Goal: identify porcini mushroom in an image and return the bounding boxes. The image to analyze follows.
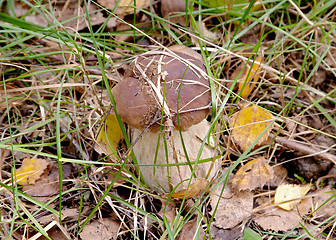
[113,45,219,192]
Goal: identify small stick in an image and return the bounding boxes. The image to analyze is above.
[270,133,336,164]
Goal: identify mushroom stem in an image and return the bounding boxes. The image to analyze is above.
[132,119,219,192]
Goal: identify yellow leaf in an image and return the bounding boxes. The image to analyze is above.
[274,184,311,211]
[229,105,273,151]
[232,157,274,191]
[13,158,49,185]
[96,113,123,156]
[171,178,210,199]
[238,55,263,99]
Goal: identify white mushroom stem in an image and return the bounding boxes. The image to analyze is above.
[132,120,219,192]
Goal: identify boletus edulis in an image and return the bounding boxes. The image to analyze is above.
[113,45,219,192]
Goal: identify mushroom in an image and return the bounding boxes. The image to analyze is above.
[113,45,219,192]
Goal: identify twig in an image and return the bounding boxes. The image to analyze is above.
[270,133,336,164]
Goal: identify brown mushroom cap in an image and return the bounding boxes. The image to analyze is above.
[113,45,211,131]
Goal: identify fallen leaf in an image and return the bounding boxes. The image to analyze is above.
[13,158,49,185]
[274,184,311,211]
[254,204,302,232]
[95,113,123,156]
[98,0,150,16]
[298,223,324,239]
[191,21,220,46]
[210,225,242,240]
[158,200,176,225]
[238,55,263,99]
[38,208,78,225]
[229,105,274,151]
[254,196,311,231]
[23,164,72,203]
[232,157,274,191]
[80,218,120,240]
[177,218,205,240]
[196,21,220,40]
[161,0,187,26]
[37,226,68,240]
[312,185,336,219]
[15,3,107,32]
[266,165,288,187]
[210,181,253,229]
[171,178,210,199]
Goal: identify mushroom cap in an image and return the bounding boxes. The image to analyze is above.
[113,45,211,131]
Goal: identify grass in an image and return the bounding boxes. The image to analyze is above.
[0,0,336,239]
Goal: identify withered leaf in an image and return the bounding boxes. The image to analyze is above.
[98,0,150,16]
[23,164,72,203]
[177,218,205,240]
[80,218,120,240]
[210,182,253,229]
[312,185,336,219]
[158,200,176,225]
[232,157,274,191]
[171,178,210,199]
[13,158,49,185]
[95,113,123,156]
[229,105,274,151]
[238,55,263,99]
[254,196,311,231]
[274,183,311,211]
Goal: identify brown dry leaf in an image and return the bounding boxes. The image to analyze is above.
[266,165,288,187]
[191,21,220,46]
[95,113,123,156]
[79,218,120,240]
[158,200,176,225]
[210,182,253,229]
[161,0,186,26]
[98,0,150,16]
[177,218,205,240]
[13,158,49,185]
[232,157,274,191]
[15,3,107,32]
[23,164,72,203]
[171,178,210,199]
[210,225,242,240]
[254,196,311,231]
[38,208,78,225]
[37,227,68,240]
[298,223,325,240]
[312,185,336,219]
[254,205,302,232]
[238,55,263,99]
[274,183,311,211]
[229,105,274,151]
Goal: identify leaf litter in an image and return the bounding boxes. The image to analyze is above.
[13,158,49,185]
[229,105,274,151]
[232,157,274,191]
[274,183,311,211]
[210,174,254,230]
